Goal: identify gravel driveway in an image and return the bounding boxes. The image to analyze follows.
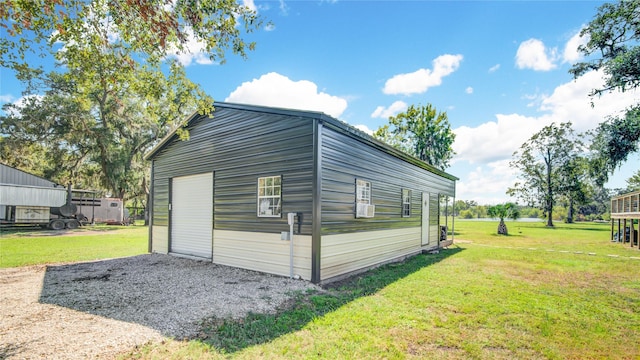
[0,254,319,359]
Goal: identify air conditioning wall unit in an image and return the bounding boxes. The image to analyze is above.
[356,203,375,218]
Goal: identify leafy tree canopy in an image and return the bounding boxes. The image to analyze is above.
[1,0,261,70]
[569,0,640,185]
[0,0,263,202]
[373,104,456,171]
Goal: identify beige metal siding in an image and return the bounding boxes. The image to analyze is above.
[152,225,169,253]
[213,230,312,280]
[321,227,421,281]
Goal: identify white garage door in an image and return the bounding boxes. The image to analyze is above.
[171,172,213,259]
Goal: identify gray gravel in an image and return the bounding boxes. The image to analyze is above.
[0,253,320,359]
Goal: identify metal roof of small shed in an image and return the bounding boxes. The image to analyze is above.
[0,163,64,188]
[145,102,458,181]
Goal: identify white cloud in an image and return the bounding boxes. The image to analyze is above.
[225,72,348,118]
[456,160,518,204]
[515,38,558,71]
[354,124,374,135]
[0,94,15,104]
[563,29,588,63]
[452,69,638,203]
[453,69,639,163]
[489,64,501,73]
[453,112,548,164]
[383,54,463,95]
[370,100,407,119]
[465,87,473,94]
[538,70,637,132]
[265,23,276,31]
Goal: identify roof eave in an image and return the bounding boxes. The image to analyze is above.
[144,102,458,182]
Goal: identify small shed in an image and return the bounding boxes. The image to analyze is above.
[145,102,457,284]
[0,164,66,224]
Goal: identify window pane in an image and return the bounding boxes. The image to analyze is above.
[273,198,281,215]
[356,179,371,205]
[258,176,282,217]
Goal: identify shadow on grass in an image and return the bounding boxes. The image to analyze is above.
[198,247,464,354]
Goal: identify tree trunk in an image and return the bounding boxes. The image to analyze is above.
[497,220,508,235]
[546,152,554,227]
[566,197,574,223]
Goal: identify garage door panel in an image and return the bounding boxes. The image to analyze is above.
[171,173,213,258]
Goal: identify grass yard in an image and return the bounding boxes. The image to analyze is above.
[127,220,640,360]
[0,225,148,268]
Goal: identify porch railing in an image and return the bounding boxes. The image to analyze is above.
[610,190,640,218]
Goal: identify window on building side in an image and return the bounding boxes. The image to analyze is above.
[356,179,375,218]
[402,189,411,217]
[356,179,371,205]
[257,176,281,217]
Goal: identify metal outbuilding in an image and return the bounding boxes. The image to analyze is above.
[145,102,457,284]
[0,164,67,224]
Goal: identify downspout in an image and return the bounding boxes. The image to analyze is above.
[147,160,154,253]
[311,119,323,284]
[288,212,295,278]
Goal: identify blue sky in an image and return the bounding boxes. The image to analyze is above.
[1,0,638,204]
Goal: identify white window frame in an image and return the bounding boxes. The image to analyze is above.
[257,175,282,217]
[356,179,371,205]
[356,179,374,218]
[402,189,411,217]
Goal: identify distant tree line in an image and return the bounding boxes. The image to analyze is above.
[454,197,614,223]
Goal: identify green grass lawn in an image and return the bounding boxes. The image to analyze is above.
[126,220,640,360]
[0,225,148,268]
[2,221,638,359]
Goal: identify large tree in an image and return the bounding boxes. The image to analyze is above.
[373,104,456,170]
[1,61,207,200]
[0,0,261,201]
[557,156,591,223]
[508,122,582,227]
[569,0,640,185]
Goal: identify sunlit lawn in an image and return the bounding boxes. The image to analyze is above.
[126,220,640,360]
[0,225,148,268]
